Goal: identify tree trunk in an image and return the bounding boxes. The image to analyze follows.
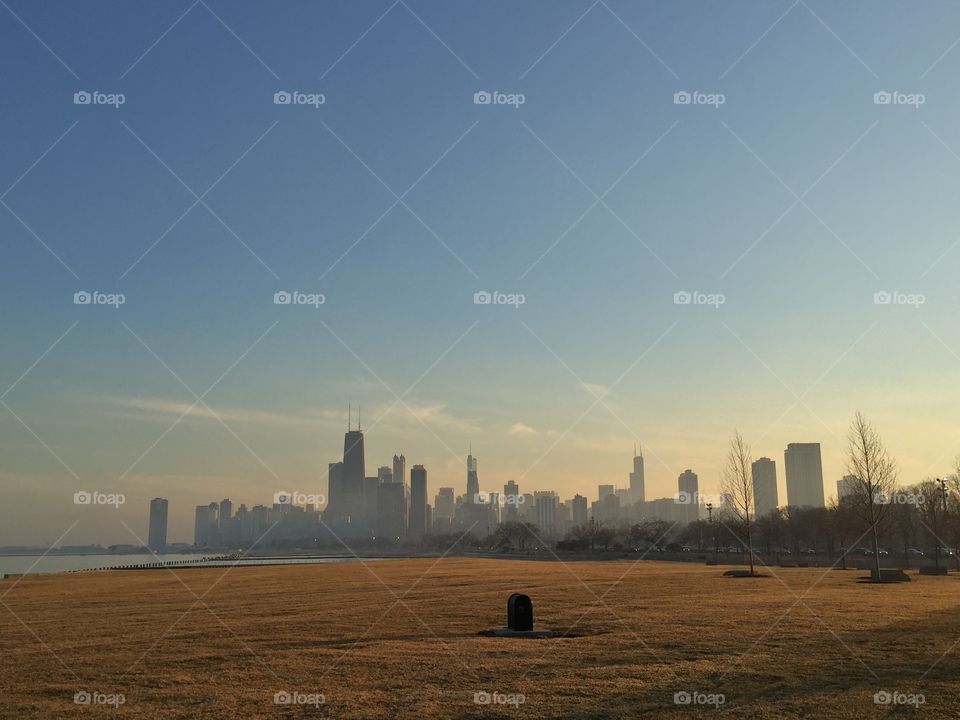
[870,501,882,581]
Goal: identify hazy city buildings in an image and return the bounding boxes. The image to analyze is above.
[535,492,558,537]
[751,457,778,517]
[785,443,825,508]
[148,498,168,551]
[571,494,588,525]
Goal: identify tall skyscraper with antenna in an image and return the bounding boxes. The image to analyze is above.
[629,444,645,504]
[466,446,479,502]
[342,405,366,530]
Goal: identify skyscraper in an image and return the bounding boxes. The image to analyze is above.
[466,449,479,502]
[571,494,588,525]
[393,454,406,485]
[409,465,428,539]
[377,466,392,483]
[148,498,168,551]
[219,498,232,527]
[751,457,778,517]
[326,462,343,521]
[376,481,406,541]
[535,491,558,537]
[194,503,217,547]
[342,409,366,529]
[629,445,645,504]
[785,443,825,508]
[503,480,520,520]
[598,484,615,500]
[678,469,699,524]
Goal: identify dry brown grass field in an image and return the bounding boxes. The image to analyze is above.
[1,557,959,719]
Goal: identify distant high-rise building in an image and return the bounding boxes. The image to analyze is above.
[376,481,405,541]
[503,480,520,520]
[837,475,858,499]
[535,492,558,537]
[393,454,406,486]
[571,494,588,526]
[378,466,392,483]
[629,445,645,504]
[751,458,778,517]
[342,409,366,529]
[219,498,232,527]
[434,487,455,521]
[326,462,343,521]
[193,503,217,546]
[148,498,168,551]
[466,449,479,503]
[784,443,825,508]
[598,484,615,500]
[678,469,699,499]
[409,465,428,539]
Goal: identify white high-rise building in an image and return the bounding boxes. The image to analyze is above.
[751,457,778,517]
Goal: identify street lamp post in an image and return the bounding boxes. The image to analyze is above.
[706,503,717,564]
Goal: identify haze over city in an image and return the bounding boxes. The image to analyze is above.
[4,0,960,547]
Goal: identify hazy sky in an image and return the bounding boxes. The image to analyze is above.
[3,0,960,545]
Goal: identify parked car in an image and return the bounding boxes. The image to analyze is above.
[905,548,925,557]
[854,547,875,556]
[877,548,889,556]
[778,548,792,555]
[800,548,816,556]
[680,545,691,552]
[933,547,956,556]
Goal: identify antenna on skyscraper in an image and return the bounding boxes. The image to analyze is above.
[348,401,351,431]
[358,406,361,431]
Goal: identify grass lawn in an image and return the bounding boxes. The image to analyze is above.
[0,558,957,718]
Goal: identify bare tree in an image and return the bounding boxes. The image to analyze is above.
[845,411,897,581]
[721,430,756,575]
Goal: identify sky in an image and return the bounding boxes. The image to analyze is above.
[3,0,960,546]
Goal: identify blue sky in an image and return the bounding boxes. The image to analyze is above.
[3,0,960,544]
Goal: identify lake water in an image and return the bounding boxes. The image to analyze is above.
[0,554,387,576]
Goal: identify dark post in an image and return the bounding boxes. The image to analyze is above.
[507,593,533,631]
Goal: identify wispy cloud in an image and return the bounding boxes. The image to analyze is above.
[508,422,537,437]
